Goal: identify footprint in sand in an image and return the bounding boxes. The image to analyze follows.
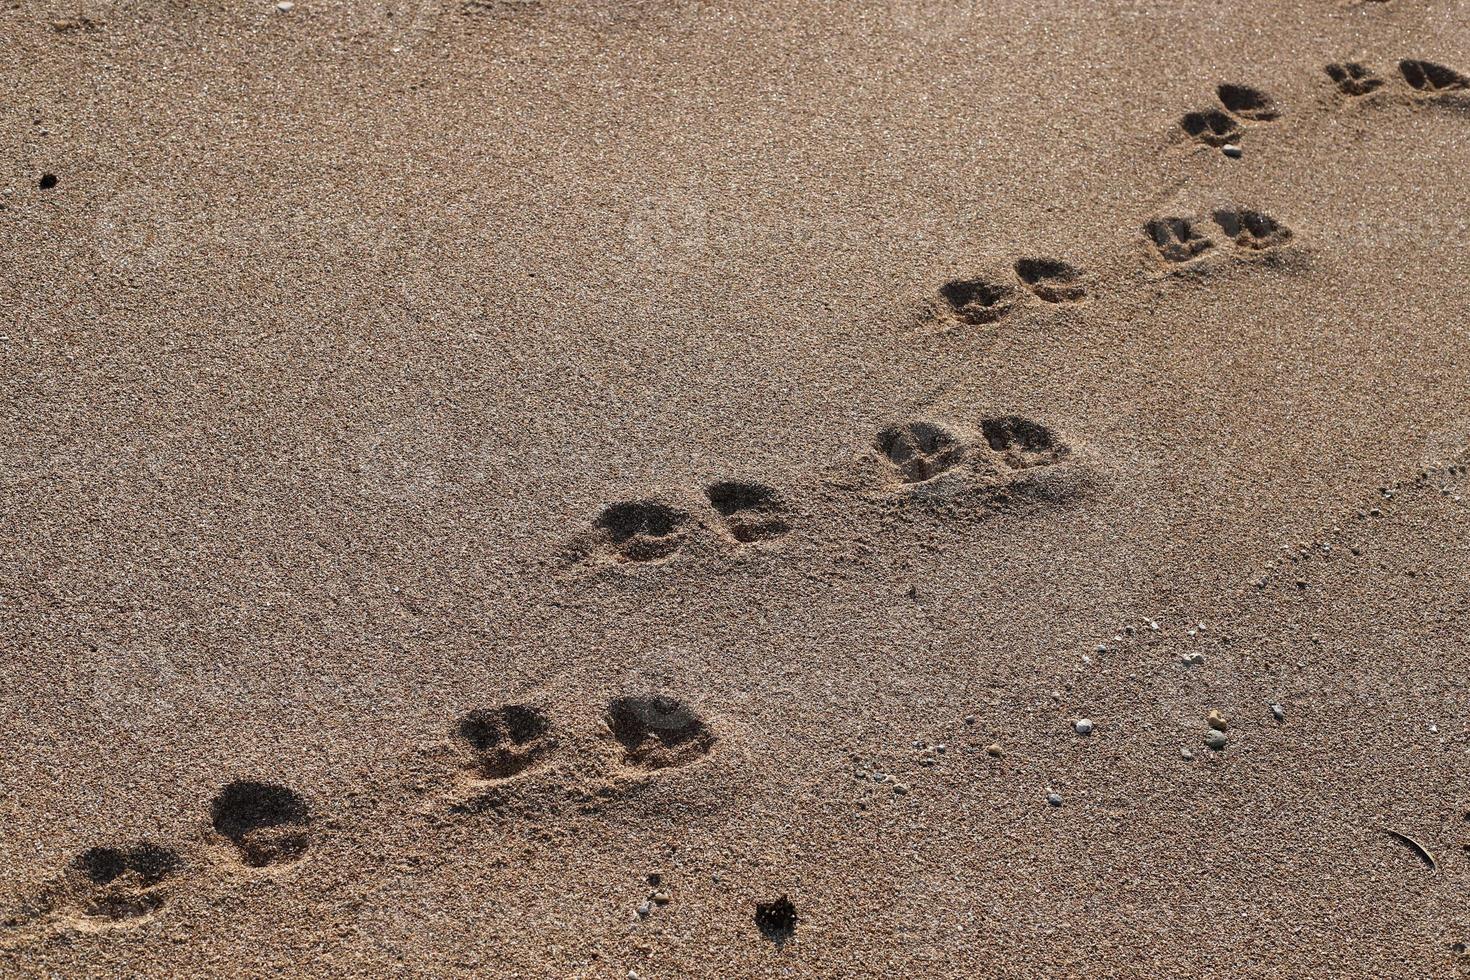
[1179,83,1279,147]
[930,276,1018,329]
[1325,62,1386,97]
[1216,83,1280,121]
[981,415,1071,470]
[705,480,791,544]
[604,694,716,771]
[3,842,184,935]
[1144,216,1215,264]
[1398,59,1470,97]
[1145,209,1291,266]
[210,780,313,868]
[869,414,1083,507]
[1211,208,1293,251]
[1013,258,1087,304]
[454,704,556,781]
[583,499,691,565]
[875,421,968,484]
[1180,108,1242,147]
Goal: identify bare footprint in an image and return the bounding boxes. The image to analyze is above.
[455,705,555,780]
[1326,62,1385,97]
[875,421,966,483]
[1399,59,1470,95]
[1211,208,1293,250]
[1014,258,1087,303]
[210,781,312,868]
[604,695,716,771]
[705,480,791,543]
[1145,216,1214,264]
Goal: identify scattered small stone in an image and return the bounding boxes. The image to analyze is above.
[893,783,909,795]
[1046,791,1063,807]
[872,773,888,783]
[276,1,294,10]
[1074,718,1094,736]
[963,715,976,725]
[1270,703,1285,722]
[1207,709,1228,731]
[652,890,671,905]
[985,744,1003,758]
[1205,730,1228,751]
[636,900,652,918]
[934,744,946,754]
[1222,143,1243,158]
[1180,747,1194,760]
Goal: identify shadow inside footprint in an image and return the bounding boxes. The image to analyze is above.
[457,704,554,779]
[936,277,1016,326]
[756,895,798,945]
[1325,62,1385,96]
[706,481,791,543]
[1180,108,1240,146]
[982,415,1069,469]
[1145,217,1214,264]
[1014,258,1087,303]
[1211,208,1292,250]
[1216,83,1279,121]
[594,500,690,563]
[210,781,312,868]
[606,695,715,770]
[1399,59,1470,93]
[875,421,966,484]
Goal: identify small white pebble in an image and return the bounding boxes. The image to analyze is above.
[1180,747,1194,760]
[276,1,293,10]
[1074,718,1094,736]
[1222,143,1242,158]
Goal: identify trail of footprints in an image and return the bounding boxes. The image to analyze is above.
[15,30,1470,961]
[2,692,722,939]
[572,412,1085,568]
[2,780,313,936]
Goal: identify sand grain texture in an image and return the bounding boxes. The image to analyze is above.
[4,0,1470,976]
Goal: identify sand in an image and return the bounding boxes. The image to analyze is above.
[4,0,1470,975]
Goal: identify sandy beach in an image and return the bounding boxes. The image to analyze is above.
[4,0,1470,975]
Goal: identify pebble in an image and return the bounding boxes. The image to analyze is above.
[1046,791,1064,807]
[985,744,1004,758]
[1205,730,1228,751]
[636,900,652,918]
[1207,709,1228,731]
[1180,747,1194,760]
[893,783,909,795]
[1074,718,1094,736]
[1222,143,1242,158]
[963,715,976,725]
[1270,703,1285,722]
[276,1,294,9]
[652,890,671,905]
